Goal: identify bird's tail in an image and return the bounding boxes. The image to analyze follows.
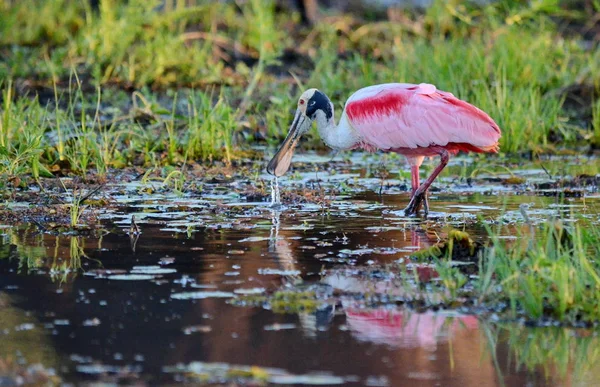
[455,142,500,154]
[480,143,500,153]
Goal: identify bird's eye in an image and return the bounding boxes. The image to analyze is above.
[299,100,305,105]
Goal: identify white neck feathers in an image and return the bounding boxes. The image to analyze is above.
[314,108,360,151]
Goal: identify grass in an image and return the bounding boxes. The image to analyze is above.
[405,208,600,326]
[477,218,600,324]
[592,97,600,148]
[0,0,598,182]
[0,83,52,181]
[0,80,238,185]
[415,215,600,324]
[58,179,90,228]
[483,321,600,382]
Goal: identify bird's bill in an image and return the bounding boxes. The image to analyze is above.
[267,110,306,177]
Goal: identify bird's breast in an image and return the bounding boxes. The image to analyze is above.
[318,112,361,151]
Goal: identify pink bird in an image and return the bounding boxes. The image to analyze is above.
[267,83,501,216]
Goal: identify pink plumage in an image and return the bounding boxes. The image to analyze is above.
[344,83,500,156]
[267,82,502,216]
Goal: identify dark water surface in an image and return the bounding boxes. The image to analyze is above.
[1,154,600,385]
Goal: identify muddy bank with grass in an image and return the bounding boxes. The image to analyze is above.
[1,1,600,182]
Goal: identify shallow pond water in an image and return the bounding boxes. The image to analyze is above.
[1,153,599,385]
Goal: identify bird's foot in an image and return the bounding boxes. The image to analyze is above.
[403,189,428,217]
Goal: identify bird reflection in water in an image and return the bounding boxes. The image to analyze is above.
[268,209,295,277]
[266,212,464,342]
[268,209,335,335]
[317,225,479,348]
[344,307,478,349]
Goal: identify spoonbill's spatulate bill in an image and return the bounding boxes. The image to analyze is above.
[267,83,501,216]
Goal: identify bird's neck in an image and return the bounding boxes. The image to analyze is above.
[315,108,360,150]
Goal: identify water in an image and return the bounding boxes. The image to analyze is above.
[270,176,281,208]
[0,152,599,384]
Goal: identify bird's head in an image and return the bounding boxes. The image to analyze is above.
[267,88,333,176]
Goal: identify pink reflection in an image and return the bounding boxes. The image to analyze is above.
[344,307,479,349]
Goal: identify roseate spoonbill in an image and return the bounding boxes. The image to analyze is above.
[266,83,501,216]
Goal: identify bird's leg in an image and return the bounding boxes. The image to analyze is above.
[410,165,420,196]
[404,190,423,217]
[404,149,449,217]
[406,164,423,214]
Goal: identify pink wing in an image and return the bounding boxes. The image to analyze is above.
[344,83,501,153]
